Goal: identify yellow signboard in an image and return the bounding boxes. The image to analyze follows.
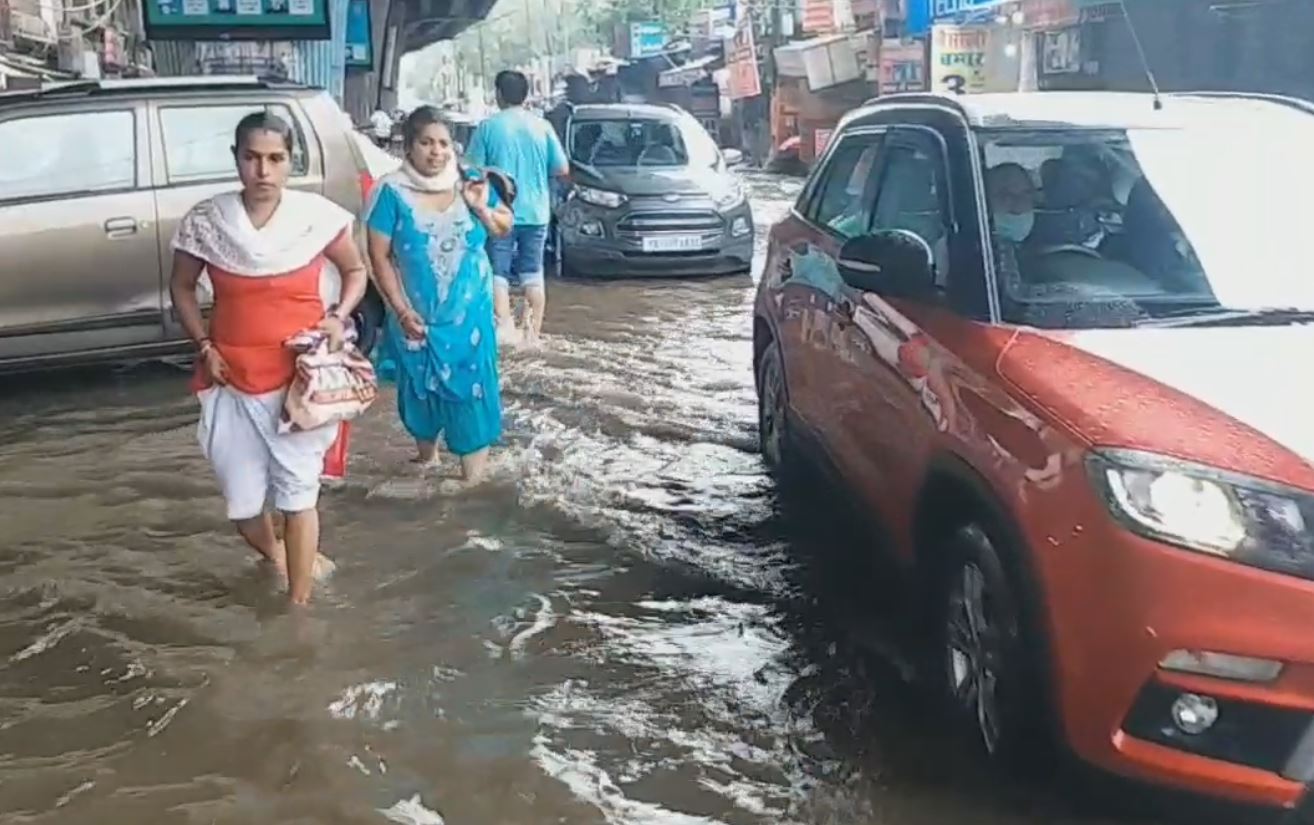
[931,24,990,94]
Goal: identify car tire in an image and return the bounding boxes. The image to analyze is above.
[351,291,386,358]
[936,523,1040,768]
[550,226,576,280]
[756,342,795,477]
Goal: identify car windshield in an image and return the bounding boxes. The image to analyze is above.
[980,114,1314,329]
[570,118,695,167]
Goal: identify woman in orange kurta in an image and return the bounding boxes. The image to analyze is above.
[168,112,369,605]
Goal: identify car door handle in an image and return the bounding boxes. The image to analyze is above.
[104,217,138,239]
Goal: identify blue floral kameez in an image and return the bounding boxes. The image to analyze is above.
[366,178,502,456]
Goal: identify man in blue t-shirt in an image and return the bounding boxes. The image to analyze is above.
[466,70,570,344]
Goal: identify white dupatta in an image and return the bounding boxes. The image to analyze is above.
[172,189,354,278]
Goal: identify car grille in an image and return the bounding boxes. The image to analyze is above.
[617,210,723,234]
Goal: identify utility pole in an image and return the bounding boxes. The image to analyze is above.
[477,22,488,103]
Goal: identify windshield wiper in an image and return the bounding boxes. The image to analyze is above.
[1137,307,1314,328]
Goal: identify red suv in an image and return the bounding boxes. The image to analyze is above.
[754,91,1314,811]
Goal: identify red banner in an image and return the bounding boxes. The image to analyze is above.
[726,1,761,99]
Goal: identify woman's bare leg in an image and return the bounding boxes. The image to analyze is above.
[413,440,439,464]
[459,448,490,483]
[525,285,547,340]
[494,283,519,345]
[235,514,287,574]
[282,508,320,605]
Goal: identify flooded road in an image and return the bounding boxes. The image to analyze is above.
[0,174,1218,824]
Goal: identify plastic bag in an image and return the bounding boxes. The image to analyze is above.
[279,329,378,434]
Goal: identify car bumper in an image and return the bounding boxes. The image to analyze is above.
[564,235,753,277]
[558,197,754,278]
[1039,502,1314,809]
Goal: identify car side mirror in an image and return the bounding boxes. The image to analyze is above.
[837,230,936,297]
[722,148,745,167]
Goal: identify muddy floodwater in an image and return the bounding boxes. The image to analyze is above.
[0,175,1228,824]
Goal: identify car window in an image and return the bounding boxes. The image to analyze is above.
[871,135,951,284]
[569,118,688,167]
[980,118,1314,328]
[0,110,136,202]
[806,134,883,239]
[160,104,308,184]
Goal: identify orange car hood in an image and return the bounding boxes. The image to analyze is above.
[999,325,1314,486]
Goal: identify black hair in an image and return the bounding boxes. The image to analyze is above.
[495,70,530,106]
[402,105,454,150]
[233,110,295,153]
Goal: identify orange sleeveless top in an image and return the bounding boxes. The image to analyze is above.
[191,258,327,395]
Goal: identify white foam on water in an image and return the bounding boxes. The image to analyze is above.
[328,680,398,721]
[508,594,555,660]
[531,734,724,825]
[10,618,78,663]
[527,598,817,824]
[378,793,445,824]
[366,478,437,500]
[146,698,187,737]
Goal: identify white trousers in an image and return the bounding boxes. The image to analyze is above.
[197,386,339,521]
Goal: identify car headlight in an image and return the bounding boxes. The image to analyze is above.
[710,179,745,210]
[575,185,627,209]
[1088,449,1314,579]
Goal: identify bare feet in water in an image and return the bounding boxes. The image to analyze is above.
[410,440,441,468]
[496,321,522,348]
[262,547,335,583]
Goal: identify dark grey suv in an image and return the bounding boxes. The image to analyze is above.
[555,103,753,278]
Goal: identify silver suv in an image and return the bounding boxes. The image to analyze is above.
[0,76,390,374]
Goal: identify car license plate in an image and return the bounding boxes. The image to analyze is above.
[642,234,702,253]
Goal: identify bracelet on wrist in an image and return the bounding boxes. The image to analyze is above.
[197,338,213,354]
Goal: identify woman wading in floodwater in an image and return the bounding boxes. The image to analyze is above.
[169,112,369,605]
[367,106,513,483]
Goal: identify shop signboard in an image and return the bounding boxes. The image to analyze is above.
[908,0,1015,35]
[930,23,989,93]
[931,0,1009,15]
[1040,26,1081,74]
[1023,0,1079,28]
[194,40,301,75]
[880,38,926,93]
[629,21,667,58]
[726,0,761,99]
[815,127,834,156]
[143,0,329,40]
[344,0,371,67]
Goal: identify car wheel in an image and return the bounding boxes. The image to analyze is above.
[351,291,385,358]
[756,342,793,475]
[938,524,1035,765]
[551,226,576,279]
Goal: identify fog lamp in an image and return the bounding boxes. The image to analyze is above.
[1170,693,1219,735]
[1160,650,1283,683]
[579,221,604,237]
[731,217,752,237]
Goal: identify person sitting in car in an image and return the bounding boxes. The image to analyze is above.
[986,162,1040,248]
[988,162,1158,325]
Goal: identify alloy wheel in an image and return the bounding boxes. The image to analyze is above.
[758,351,786,469]
[946,561,1005,755]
